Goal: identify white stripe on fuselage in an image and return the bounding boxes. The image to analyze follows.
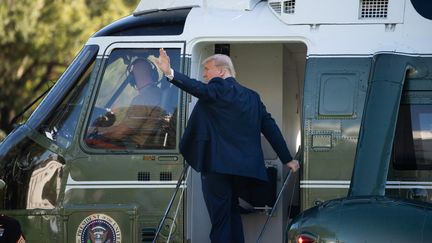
[65,174,186,192]
[300,180,432,189]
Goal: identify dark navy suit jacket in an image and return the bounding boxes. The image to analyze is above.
[170,71,292,182]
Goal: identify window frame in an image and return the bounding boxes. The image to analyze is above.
[392,91,432,170]
[38,59,99,149]
[80,41,186,155]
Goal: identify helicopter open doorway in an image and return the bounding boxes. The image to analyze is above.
[186,41,307,243]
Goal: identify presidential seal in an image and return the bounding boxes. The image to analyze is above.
[76,214,122,243]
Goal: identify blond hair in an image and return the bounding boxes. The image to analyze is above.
[202,54,236,78]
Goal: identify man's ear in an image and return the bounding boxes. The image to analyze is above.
[219,68,226,77]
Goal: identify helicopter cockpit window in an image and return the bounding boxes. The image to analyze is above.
[84,48,180,151]
[393,104,432,170]
[37,52,98,149]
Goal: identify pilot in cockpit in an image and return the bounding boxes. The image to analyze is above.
[94,58,165,149]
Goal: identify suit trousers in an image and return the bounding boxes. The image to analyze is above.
[201,172,256,243]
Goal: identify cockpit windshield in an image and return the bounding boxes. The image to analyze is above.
[26,45,99,148]
[84,48,181,151]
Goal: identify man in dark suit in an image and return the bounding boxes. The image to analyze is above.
[0,214,25,243]
[157,48,299,243]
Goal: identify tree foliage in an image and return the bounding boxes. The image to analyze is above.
[0,0,137,135]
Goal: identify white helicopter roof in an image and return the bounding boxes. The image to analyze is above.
[135,0,406,25]
[134,0,261,15]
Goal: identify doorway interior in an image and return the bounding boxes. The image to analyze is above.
[187,41,307,243]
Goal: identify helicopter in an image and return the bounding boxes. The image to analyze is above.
[1,0,432,242]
